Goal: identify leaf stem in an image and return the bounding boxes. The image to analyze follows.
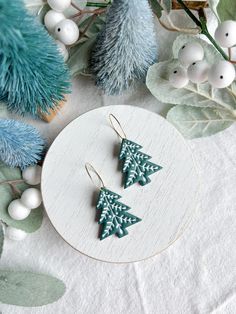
[10,185,22,197]
[86,1,111,8]
[176,0,229,60]
[0,179,24,197]
[200,18,228,60]
[227,86,236,99]
[69,7,106,19]
[80,14,98,39]
[0,179,24,185]
[176,0,202,26]
[158,14,200,34]
[71,2,82,12]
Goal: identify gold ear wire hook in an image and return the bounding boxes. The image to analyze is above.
[85,163,105,189]
[109,114,127,140]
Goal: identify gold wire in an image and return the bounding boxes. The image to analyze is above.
[109,114,127,139]
[85,163,105,189]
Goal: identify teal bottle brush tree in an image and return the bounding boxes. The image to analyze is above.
[0,0,71,118]
[90,0,158,95]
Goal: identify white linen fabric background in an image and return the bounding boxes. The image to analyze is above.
[1,10,236,314]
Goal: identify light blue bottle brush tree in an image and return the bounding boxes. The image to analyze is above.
[0,0,71,117]
[0,119,45,169]
[0,119,44,169]
[90,0,158,95]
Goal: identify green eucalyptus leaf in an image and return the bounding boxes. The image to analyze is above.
[0,271,66,307]
[172,34,222,64]
[79,14,106,38]
[146,59,236,110]
[0,163,43,233]
[208,0,220,20]
[68,37,97,76]
[167,105,236,139]
[217,0,236,21]
[68,14,105,76]
[161,0,172,13]
[150,0,163,18]
[0,223,4,259]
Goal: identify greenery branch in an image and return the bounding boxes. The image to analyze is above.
[0,179,24,197]
[176,0,228,60]
[70,6,106,19]
[68,3,108,45]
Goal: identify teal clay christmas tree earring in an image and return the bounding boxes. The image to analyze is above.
[85,163,141,240]
[109,114,163,189]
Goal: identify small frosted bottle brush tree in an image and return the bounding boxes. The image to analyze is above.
[0,0,71,117]
[90,0,158,95]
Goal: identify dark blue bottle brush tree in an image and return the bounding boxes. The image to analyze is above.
[90,0,158,95]
[0,0,71,118]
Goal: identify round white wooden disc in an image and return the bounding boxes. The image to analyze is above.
[42,105,200,263]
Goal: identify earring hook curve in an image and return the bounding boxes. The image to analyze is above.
[109,114,127,140]
[85,163,105,189]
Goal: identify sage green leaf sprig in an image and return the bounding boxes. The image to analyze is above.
[0,164,66,307]
[0,163,43,234]
[150,0,172,18]
[0,271,66,307]
[217,0,236,21]
[68,14,106,76]
[146,35,236,139]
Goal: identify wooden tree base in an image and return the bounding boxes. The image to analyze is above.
[40,98,67,123]
[172,1,208,10]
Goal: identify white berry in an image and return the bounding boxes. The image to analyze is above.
[187,60,209,83]
[55,19,79,45]
[214,20,236,48]
[22,165,42,186]
[169,67,189,88]
[44,10,65,33]
[21,188,42,209]
[55,40,69,62]
[6,227,27,241]
[47,0,71,12]
[208,61,235,89]
[178,42,204,67]
[8,200,31,221]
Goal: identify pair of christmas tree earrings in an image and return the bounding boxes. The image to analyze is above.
[85,114,163,240]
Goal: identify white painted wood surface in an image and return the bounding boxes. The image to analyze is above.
[41,105,200,263]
